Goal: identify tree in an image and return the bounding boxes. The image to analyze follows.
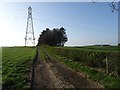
[92,0,120,13]
[37,27,68,46]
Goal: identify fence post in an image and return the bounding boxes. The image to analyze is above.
[106,55,109,74]
[115,45,119,76]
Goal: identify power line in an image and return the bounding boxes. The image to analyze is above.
[0,8,118,34]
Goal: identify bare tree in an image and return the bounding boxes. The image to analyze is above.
[92,0,97,3]
[109,0,119,12]
[92,0,120,12]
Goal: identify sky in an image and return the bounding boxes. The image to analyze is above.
[0,1,118,46]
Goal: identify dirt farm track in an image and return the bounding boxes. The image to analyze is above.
[30,48,104,89]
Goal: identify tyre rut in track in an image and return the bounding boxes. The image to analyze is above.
[44,49,104,88]
[30,48,73,89]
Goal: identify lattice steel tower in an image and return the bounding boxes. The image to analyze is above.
[25,6,35,46]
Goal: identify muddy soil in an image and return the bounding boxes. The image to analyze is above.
[30,49,104,89]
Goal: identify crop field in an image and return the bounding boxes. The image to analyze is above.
[2,47,36,89]
[65,46,119,51]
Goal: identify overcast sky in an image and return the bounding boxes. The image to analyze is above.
[0,2,118,46]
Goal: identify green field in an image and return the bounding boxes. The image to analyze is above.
[65,45,119,52]
[2,47,36,89]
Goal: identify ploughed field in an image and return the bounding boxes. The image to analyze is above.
[2,46,120,89]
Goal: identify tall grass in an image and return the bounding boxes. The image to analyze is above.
[48,46,119,74]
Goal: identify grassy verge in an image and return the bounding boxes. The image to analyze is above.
[2,47,36,89]
[48,46,119,75]
[39,46,48,61]
[45,47,120,89]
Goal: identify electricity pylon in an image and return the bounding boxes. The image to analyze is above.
[25,6,35,46]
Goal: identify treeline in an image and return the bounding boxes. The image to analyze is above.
[37,27,68,46]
